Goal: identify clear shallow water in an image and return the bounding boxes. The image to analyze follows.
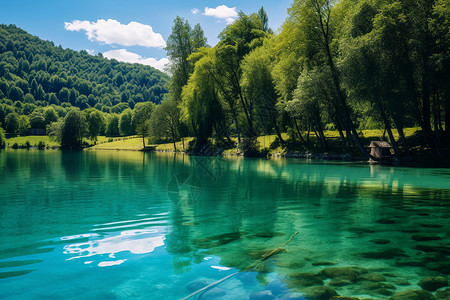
[0,150,449,299]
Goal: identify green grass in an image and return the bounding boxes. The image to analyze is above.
[155,137,194,151]
[5,127,422,153]
[89,136,145,150]
[5,135,59,148]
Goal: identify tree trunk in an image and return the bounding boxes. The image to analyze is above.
[376,99,401,155]
[293,117,306,144]
[422,88,432,132]
[317,123,327,150]
[142,134,145,148]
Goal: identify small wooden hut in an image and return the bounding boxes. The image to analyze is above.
[369,141,392,162]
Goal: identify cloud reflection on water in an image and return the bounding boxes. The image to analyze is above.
[63,229,165,266]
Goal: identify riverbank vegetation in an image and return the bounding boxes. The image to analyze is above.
[0,0,449,159]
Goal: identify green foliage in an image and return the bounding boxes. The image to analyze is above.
[0,127,5,148]
[119,109,134,136]
[132,102,155,139]
[86,109,105,141]
[59,109,87,149]
[5,112,19,133]
[43,106,58,125]
[166,17,208,101]
[149,98,180,149]
[18,115,30,134]
[0,24,169,117]
[106,114,120,137]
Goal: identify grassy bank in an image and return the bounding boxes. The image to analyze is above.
[5,128,433,161]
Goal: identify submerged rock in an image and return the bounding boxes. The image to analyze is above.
[392,278,410,286]
[358,248,409,259]
[418,276,448,292]
[420,224,442,229]
[426,261,450,275]
[280,293,307,300]
[411,235,442,242]
[368,239,391,245]
[186,279,209,292]
[417,245,450,255]
[275,261,307,269]
[328,279,353,287]
[375,218,397,224]
[389,290,436,300]
[436,288,450,299]
[253,232,285,238]
[289,273,324,287]
[359,281,395,291]
[358,273,387,282]
[347,228,376,235]
[330,297,360,300]
[312,262,337,266]
[302,286,338,300]
[318,266,367,283]
[395,260,425,267]
[249,290,276,300]
[201,287,226,300]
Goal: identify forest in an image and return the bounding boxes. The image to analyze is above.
[161,0,449,159]
[0,24,168,147]
[0,0,449,159]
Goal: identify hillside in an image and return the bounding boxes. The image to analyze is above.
[0,24,168,121]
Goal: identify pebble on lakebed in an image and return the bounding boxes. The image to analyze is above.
[418,276,448,292]
[389,289,436,300]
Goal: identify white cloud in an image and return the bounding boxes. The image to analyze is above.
[191,8,199,15]
[225,18,235,25]
[204,5,238,20]
[65,19,166,48]
[103,49,169,72]
[85,49,95,55]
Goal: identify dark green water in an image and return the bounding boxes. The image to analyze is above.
[0,150,449,299]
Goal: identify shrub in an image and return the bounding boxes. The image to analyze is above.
[0,127,5,149]
[25,141,31,149]
[238,136,260,156]
[12,142,19,149]
[37,141,45,150]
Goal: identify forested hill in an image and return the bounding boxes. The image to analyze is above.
[0,24,169,113]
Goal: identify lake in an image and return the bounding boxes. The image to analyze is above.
[0,150,449,299]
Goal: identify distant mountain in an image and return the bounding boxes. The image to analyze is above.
[0,24,169,115]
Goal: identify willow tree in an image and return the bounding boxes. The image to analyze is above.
[241,41,284,142]
[165,17,208,101]
[286,0,378,159]
[181,48,227,150]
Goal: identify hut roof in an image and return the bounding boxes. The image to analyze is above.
[369,141,392,148]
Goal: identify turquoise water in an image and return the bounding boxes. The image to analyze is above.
[0,150,449,299]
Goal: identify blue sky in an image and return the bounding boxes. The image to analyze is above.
[0,0,292,71]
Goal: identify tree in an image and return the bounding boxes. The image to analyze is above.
[166,17,208,101]
[181,49,228,150]
[0,127,5,149]
[59,109,87,149]
[258,6,270,32]
[44,107,58,125]
[5,112,19,133]
[132,102,155,147]
[18,115,30,135]
[119,109,134,136]
[286,0,375,159]
[149,98,180,151]
[241,42,285,142]
[87,110,105,141]
[29,111,46,129]
[106,114,120,137]
[8,86,24,101]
